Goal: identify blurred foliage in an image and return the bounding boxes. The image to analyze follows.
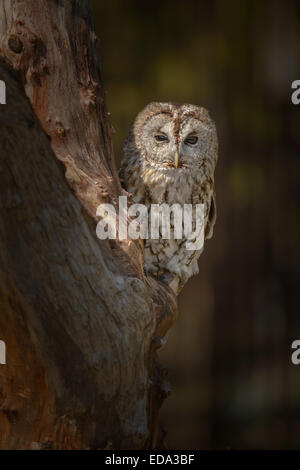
[93,0,300,449]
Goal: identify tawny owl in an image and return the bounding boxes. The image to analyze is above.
[119,102,218,291]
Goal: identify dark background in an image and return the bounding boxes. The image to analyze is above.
[92,0,300,449]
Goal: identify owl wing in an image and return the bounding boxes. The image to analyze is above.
[119,155,128,189]
[205,191,217,240]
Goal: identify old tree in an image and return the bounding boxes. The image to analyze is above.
[0,0,178,449]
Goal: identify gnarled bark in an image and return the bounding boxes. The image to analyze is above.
[0,0,177,449]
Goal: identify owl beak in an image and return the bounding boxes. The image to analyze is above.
[174,150,179,168]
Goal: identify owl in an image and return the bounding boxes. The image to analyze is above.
[119,102,218,291]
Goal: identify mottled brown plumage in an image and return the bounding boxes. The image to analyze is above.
[120,102,218,290]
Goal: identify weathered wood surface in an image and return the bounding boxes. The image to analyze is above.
[0,0,177,449]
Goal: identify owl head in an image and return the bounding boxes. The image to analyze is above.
[124,102,218,173]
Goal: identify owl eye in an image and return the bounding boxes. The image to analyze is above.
[155,134,169,143]
[184,135,198,146]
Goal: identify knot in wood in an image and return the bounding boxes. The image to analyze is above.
[8,35,23,54]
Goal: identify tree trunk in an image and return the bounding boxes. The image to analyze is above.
[0,0,177,450]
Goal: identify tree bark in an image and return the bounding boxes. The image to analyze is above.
[0,0,177,449]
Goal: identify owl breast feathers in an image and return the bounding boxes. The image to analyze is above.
[120,102,218,290]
